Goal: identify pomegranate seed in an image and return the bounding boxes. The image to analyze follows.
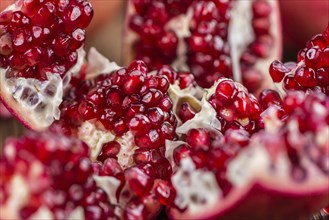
[186,129,211,151]
[173,144,191,165]
[283,75,300,91]
[128,114,151,134]
[154,180,176,206]
[125,167,153,196]
[97,141,121,162]
[252,0,272,17]
[259,89,282,109]
[294,67,318,88]
[179,102,196,122]
[101,158,123,177]
[157,31,178,55]
[269,60,290,82]
[215,79,238,104]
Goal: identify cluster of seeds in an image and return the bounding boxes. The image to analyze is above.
[259,91,329,179]
[129,0,193,69]
[0,0,93,80]
[173,128,250,196]
[208,79,263,134]
[269,26,329,95]
[241,0,275,92]
[128,0,275,91]
[59,60,178,149]
[0,132,116,220]
[93,157,176,219]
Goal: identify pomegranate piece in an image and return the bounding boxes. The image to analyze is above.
[0,132,117,220]
[0,101,11,117]
[269,24,329,95]
[124,0,282,93]
[51,53,186,219]
[55,59,178,155]
[209,79,263,134]
[166,92,329,220]
[0,0,93,130]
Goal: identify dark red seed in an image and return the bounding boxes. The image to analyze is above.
[186,129,210,151]
[294,67,318,88]
[269,60,290,83]
[125,167,153,196]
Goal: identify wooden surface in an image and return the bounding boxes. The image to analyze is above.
[0,118,26,150]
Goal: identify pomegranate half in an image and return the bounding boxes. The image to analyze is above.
[0,132,118,219]
[123,0,282,94]
[50,48,201,219]
[0,0,93,131]
[166,86,329,220]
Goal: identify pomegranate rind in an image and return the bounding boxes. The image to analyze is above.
[167,136,329,220]
[0,48,85,131]
[167,90,328,220]
[168,181,329,220]
[0,101,11,117]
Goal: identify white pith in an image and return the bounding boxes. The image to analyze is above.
[28,206,53,220]
[0,175,30,220]
[77,121,137,169]
[168,82,203,125]
[93,175,121,205]
[0,2,87,131]
[86,47,121,79]
[124,0,282,92]
[78,121,116,160]
[0,71,63,129]
[28,206,85,220]
[176,95,219,134]
[165,140,186,171]
[176,78,250,135]
[171,157,222,212]
[229,0,254,83]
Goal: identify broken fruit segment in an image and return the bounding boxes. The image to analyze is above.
[0,132,117,220]
[0,0,93,130]
[166,92,329,220]
[270,24,329,96]
[124,0,282,93]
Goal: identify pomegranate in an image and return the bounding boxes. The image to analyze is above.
[166,91,329,220]
[0,101,11,117]
[50,49,195,219]
[0,132,118,219]
[178,78,263,136]
[0,0,93,131]
[269,24,329,96]
[124,0,282,93]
